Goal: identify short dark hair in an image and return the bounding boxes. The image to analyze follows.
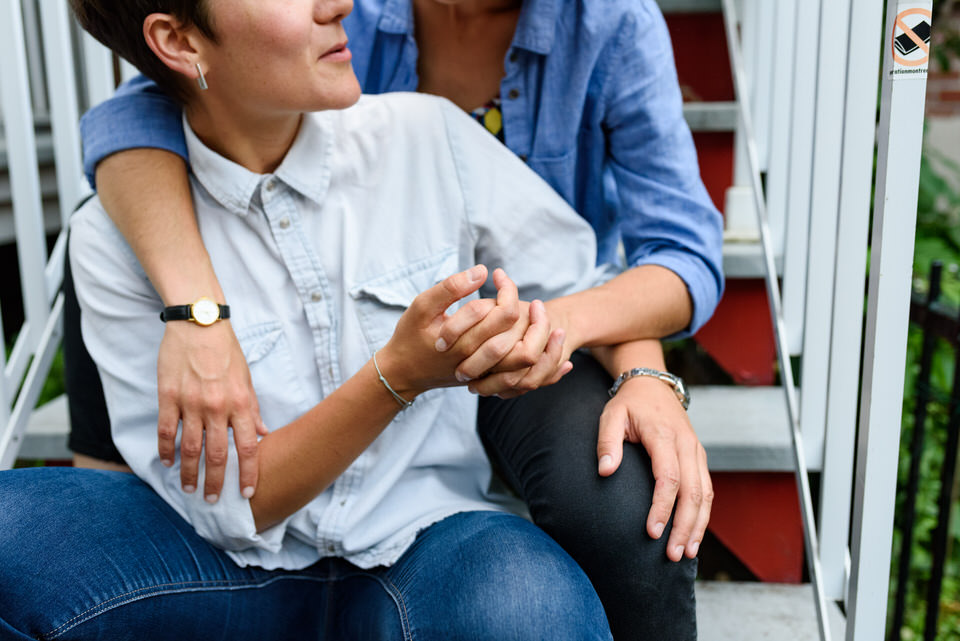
[69,0,217,103]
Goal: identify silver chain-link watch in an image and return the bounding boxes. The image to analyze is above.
[608,367,690,410]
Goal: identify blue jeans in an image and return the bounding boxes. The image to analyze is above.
[0,468,611,641]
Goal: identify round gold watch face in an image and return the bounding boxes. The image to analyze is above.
[191,298,220,326]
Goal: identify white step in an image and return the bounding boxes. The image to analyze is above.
[697,581,845,641]
[657,0,722,12]
[723,239,784,279]
[20,395,71,460]
[689,386,799,472]
[684,102,739,132]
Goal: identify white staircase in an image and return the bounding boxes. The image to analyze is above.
[3,1,932,639]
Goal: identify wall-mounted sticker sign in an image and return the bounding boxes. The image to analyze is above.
[890,3,932,80]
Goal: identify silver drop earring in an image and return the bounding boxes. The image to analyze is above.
[196,63,208,90]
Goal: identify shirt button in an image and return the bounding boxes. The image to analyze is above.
[327,544,335,553]
[265,179,276,192]
[278,217,291,229]
[508,88,520,100]
[311,291,323,302]
[339,500,346,507]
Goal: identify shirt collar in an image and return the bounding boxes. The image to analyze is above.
[375,0,558,54]
[183,112,334,217]
[376,0,413,34]
[511,0,558,55]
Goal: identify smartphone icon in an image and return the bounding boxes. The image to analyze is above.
[894,20,931,56]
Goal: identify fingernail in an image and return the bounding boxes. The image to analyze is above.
[242,486,255,499]
[674,545,685,559]
[161,458,173,467]
[688,541,700,556]
[653,522,665,539]
[435,337,448,352]
[469,265,484,281]
[183,484,196,494]
[599,454,613,471]
[456,371,472,383]
[205,493,219,504]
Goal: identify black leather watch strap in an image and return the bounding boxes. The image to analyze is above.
[159,305,192,322]
[159,303,230,323]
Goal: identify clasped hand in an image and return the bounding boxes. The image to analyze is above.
[376,265,571,398]
[155,265,567,503]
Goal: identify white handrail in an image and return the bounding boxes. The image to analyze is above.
[0,0,103,469]
[846,1,931,638]
[781,0,822,356]
[721,0,833,638]
[817,0,885,604]
[0,0,50,368]
[39,0,89,226]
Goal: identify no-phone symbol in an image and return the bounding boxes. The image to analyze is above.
[892,7,932,71]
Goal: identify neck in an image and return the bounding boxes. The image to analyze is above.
[184,97,302,175]
[420,0,522,20]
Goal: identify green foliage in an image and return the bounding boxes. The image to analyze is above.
[933,0,960,71]
[37,347,65,408]
[891,133,960,639]
[914,149,960,306]
[893,326,960,639]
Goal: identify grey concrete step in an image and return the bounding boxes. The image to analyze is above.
[690,386,798,472]
[697,581,845,641]
[20,395,71,460]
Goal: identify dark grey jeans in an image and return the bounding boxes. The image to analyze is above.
[478,351,698,641]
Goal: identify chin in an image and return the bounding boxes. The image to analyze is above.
[323,75,363,110]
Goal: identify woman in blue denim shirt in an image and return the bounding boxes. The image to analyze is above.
[72,1,723,638]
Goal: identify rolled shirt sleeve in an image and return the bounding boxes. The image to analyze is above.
[80,75,187,189]
[603,3,725,336]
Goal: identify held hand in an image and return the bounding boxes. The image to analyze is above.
[378,265,502,395]
[435,269,572,396]
[466,301,573,398]
[596,376,713,562]
[156,321,267,503]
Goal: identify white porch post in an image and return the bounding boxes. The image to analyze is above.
[847,1,932,638]
[818,0,886,604]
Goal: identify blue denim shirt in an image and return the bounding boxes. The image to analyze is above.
[80,0,723,335]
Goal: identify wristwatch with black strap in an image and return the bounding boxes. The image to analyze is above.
[160,297,230,327]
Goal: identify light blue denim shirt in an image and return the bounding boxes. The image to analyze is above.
[79,0,724,336]
[71,94,608,570]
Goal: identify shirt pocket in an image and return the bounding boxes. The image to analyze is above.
[234,321,312,430]
[348,248,460,355]
[524,147,575,180]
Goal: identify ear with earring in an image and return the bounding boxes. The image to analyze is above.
[196,62,208,90]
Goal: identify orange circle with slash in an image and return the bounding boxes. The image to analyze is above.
[892,8,932,67]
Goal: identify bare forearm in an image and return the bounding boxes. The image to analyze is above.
[591,338,667,380]
[95,149,222,305]
[250,359,405,530]
[546,265,692,351]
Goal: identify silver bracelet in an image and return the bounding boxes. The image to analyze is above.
[373,351,414,410]
[608,367,690,410]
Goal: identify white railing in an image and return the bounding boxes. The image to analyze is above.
[0,0,114,469]
[0,2,929,639]
[724,0,928,640]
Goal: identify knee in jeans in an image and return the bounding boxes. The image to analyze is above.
[447,515,611,640]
